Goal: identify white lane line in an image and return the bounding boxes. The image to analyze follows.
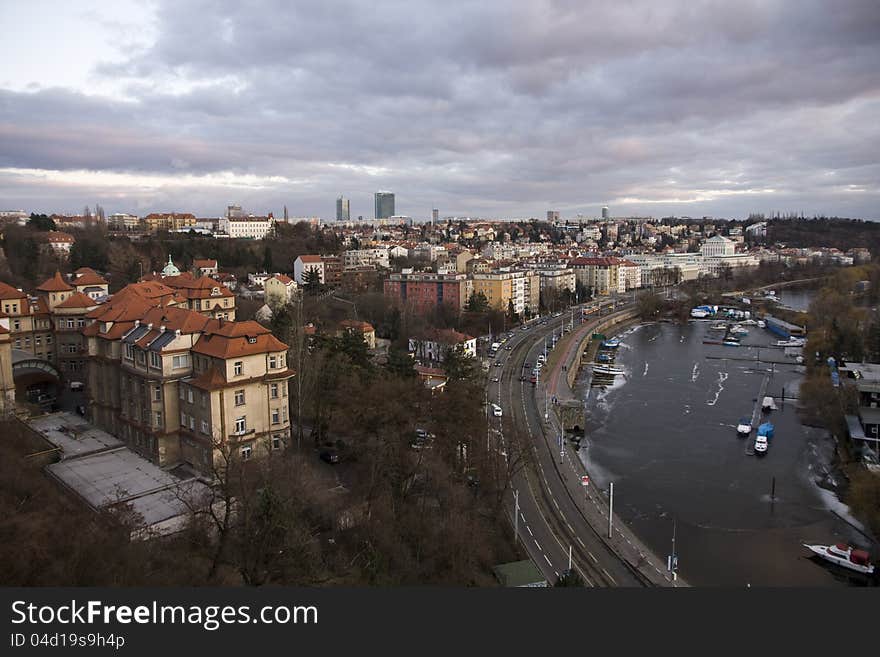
[534,539,542,550]
[577,537,586,548]
[602,568,616,585]
[527,525,534,536]
[544,554,553,566]
[520,512,526,522]
[588,552,598,563]
[566,523,575,534]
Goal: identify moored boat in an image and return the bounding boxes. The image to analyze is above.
[709,322,727,331]
[803,543,875,575]
[600,338,621,349]
[593,365,624,376]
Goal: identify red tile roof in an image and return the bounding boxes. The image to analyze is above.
[54,291,98,309]
[37,271,74,292]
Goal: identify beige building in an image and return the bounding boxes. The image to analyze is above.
[84,288,293,473]
[144,213,197,232]
[263,274,298,308]
[0,321,14,414]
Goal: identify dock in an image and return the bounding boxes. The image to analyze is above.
[745,373,771,455]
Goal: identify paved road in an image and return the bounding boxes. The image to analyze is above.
[487,302,657,586]
[488,299,686,586]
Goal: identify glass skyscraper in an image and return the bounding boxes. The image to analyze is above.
[336,196,350,221]
[374,191,395,220]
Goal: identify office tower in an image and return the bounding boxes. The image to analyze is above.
[601,206,609,219]
[432,208,439,225]
[547,210,560,222]
[336,196,350,221]
[374,191,395,220]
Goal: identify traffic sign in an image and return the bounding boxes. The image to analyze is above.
[581,475,590,486]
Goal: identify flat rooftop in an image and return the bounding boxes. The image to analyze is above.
[30,412,212,534]
[46,448,210,527]
[29,412,123,459]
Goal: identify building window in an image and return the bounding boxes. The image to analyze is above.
[270,383,278,399]
[187,388,194,403]
[149,351,161,368]
[35,335,41,346]
[271,408,280,425]
[13,320,20,330]
[268,355,277,369]
[234,389,245,406]
[234,416,247,434]
[272,435,282,450]
[240,445,252,460]
[137,349,146,365]
[201,419,209,435]
[179,385,186,400]
[180,412,187,427]
[155,411,163,428]
[234,361,243,376]
[153,385,161,402]
[172,354,190,369]
[189,415,195,431]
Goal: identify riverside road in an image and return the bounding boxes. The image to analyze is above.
[486,300,680,587]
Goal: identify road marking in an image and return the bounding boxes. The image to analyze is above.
[602,568,616,585]
[544,554,553,566]
[527,525,533,536]
[534,539,541,550]
[520,512,526,522]
[589,552,598,563]
[577,537,586,548]
[566,523,575,533]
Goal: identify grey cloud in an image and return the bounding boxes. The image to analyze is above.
[1,0,878,218]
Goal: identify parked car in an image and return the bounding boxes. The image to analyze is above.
[319,448,340,464]
[69,381,84,391]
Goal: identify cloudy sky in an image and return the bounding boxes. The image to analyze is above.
[1,0,879,220]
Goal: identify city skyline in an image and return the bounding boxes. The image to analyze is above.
[0,1,878,220]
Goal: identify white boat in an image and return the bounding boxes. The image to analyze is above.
[730,325,749,336]
[736,417,752,436]
[754,435,768,455]
[593,365,624,376]
[761,396,777,412]
[756,320,766,329]
[803,543,875,575]
[709,322,727,331]
[741,319,757,326]
[690,309,710,319]
[776,338,805,347]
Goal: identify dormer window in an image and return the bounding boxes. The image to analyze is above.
[247,336,257,344]
[212,287,220,296]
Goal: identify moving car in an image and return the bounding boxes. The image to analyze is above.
[491,403,502,417]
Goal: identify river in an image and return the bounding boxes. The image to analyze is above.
[577,319,876,586]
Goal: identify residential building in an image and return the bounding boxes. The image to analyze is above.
[43,231,75,257]
[263,274,298,308]
[343,248,390,269]
[0,319,14,413]
[107,213,141,231]
[144,213,197,232]
[338,320,376,349]
[71,268,109,300]
[293,255,325,285]
[193,259,219,277]
[218,214,275,239]
[384,271,472,315]
[409,329,477,362]
[159,272,237,320]
[84,292,294,473]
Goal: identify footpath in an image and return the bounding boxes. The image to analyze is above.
[538,307,687,586]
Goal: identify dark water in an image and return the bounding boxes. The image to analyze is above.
[776,288,815,312]
[579,320,877,586]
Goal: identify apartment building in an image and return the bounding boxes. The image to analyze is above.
[43,231,75,257]
[384,271,472,315]
[293,255,326,285]
[218,214,275,240]
[84,289,293,472]
[263,274,298,308]
[158,272,237,320]
[72,268,110,300]
[0,320,13,413]
[343,248,390,269]
[144,213,197,232]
